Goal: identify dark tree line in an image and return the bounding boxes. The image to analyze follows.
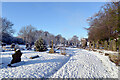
[87,2,120,42]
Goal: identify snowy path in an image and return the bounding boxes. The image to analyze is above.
[51,49,118,78]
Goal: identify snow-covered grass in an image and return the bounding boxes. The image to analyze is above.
[0,46,119,79]
[0,50,69,79]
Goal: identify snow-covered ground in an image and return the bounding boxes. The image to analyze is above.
[51,49,119,78]
[0,47,119,79]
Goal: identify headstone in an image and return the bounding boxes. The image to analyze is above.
[92,41,95,49]
[61,47,66,55]
[49,40,55,53]
[14,44,20,51]
[109,40,113,51]
[118,40,120,53]
[8,49,22,66]
[11,43,15,48]
[96,41,99,49]
[1,43,6,47]
[89,41,91,48]
[112,40,117,51]
[26,43,29,48]
[30,55,39,59]
[105,53,109,56]
[104,41,108,50]
[100,41,104,49]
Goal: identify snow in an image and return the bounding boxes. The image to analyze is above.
[0,46,119,79]
[0,50,69,79]
[51,49,119,78]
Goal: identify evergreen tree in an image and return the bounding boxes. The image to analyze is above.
[34,37,47,52]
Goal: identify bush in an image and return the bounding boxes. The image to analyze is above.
[34,38,47,52]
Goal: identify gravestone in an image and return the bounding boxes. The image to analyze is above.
[96,41,99,49]
[11,43,15,48]
[92,41,95,49]
[100,41,104,49]
[8,49,22,66]
[109,40,113,50]
[118,40,120,53]
[1,43,6,47]
[26,43,29,48]
[89,41,92,48]
[49,40,55,53]
[112,40,117,51]
[14,44,20,51]
[30,55,39,59]
[61,47,66,55]
[104,41,108,50]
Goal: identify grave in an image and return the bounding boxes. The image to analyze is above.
[49,40,55,53]
[8,49,22,66]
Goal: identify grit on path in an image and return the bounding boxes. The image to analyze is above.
[51,49,118,78]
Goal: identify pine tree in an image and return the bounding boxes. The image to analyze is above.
[34,37,47,52]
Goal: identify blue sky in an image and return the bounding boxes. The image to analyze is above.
[2,2,106,39]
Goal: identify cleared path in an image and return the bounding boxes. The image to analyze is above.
[51,49,118,78]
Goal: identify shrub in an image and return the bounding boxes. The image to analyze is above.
[34,38,47,52]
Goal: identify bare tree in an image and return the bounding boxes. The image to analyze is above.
[18,25,36,44]
[71,35,79,47]
[0,17,14,44]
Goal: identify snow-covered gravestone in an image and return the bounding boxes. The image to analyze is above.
[8,49,22,67]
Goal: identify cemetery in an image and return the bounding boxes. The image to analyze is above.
[0,38,119,79]
[0,1,120,79]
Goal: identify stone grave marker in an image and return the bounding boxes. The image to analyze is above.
[8,49,22,66]
[49,40,55,53]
